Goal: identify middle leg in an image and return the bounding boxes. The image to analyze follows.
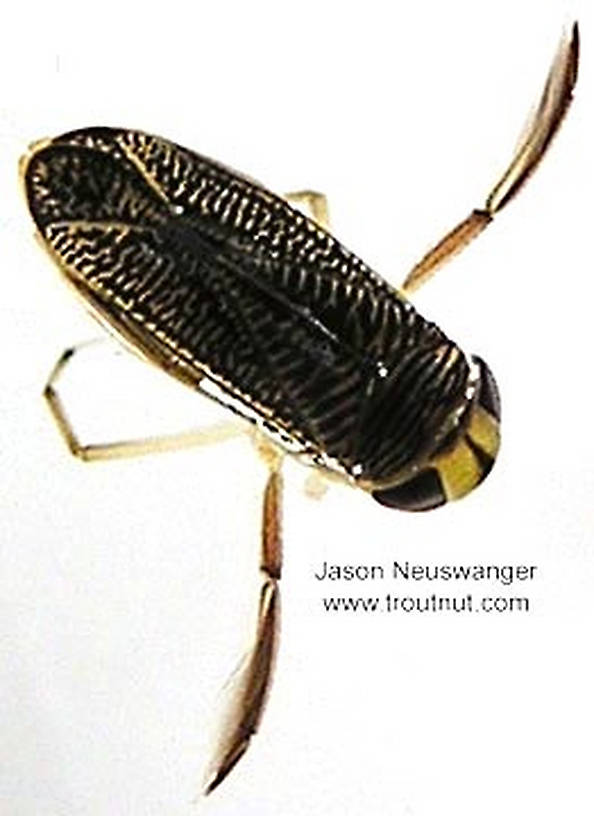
[284,190,330,229]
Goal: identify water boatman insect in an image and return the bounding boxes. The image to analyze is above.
[21,22,578,794]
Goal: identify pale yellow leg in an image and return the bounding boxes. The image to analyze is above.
[401,23,579,295]
[303,469,330,501]
[44,343,246,462]
[46,341,285,796]
[284,190,330,229]
[205,442,283,795]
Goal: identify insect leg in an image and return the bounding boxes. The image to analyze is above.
[303,469,330,500]
[284,190,330,229]
[44,341,245,462]
[205,443,283,794]
[401,23,579,295]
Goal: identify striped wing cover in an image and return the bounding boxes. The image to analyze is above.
[24,128,470,486]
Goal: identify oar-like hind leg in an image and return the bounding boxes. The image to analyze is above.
[402,23,579,295]
[204,443,283,795]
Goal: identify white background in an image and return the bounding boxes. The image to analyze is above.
[1,1,593,814]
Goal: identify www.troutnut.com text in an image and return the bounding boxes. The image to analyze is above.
[315,560,536,614]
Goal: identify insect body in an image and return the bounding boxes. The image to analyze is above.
[23,128,499,511]
[21,22,578,794]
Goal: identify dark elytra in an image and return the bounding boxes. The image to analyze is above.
[25,127,480,491]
